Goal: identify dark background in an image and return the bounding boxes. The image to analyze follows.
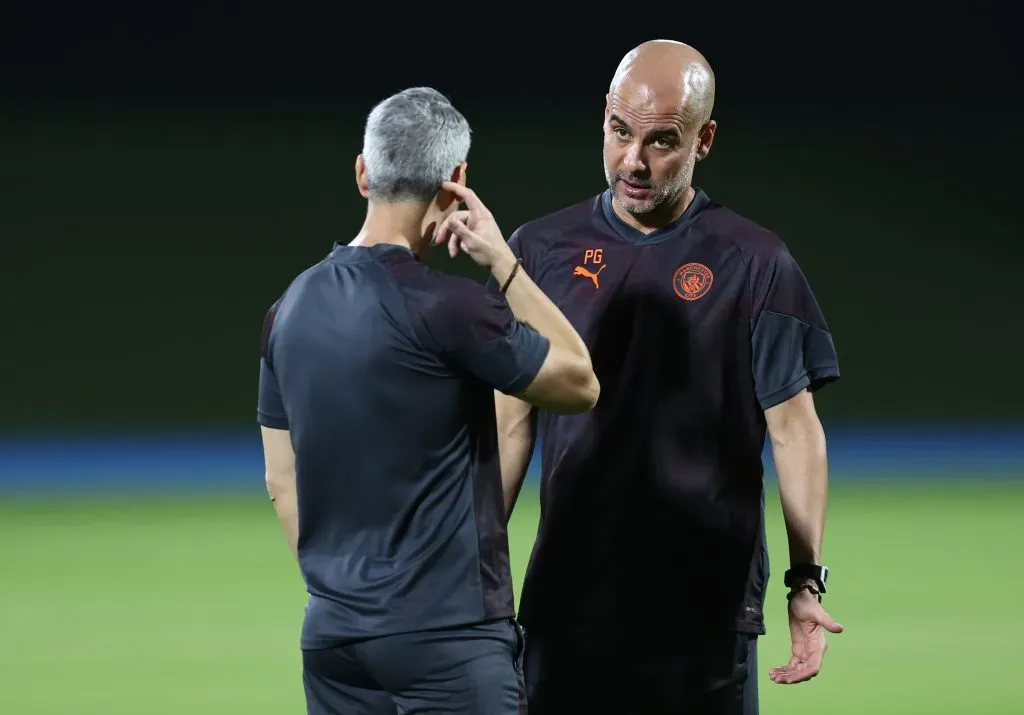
[2,5,1021,434]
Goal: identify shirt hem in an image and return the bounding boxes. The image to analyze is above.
[300,609,517,650]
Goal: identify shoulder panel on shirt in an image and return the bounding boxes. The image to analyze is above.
[697,203,789,264]
[695,203,817,324]
[376,249,513,352]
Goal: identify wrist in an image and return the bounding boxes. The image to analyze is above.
[787,582,822,603]
[784,563,829,594]
[490,251,520,289]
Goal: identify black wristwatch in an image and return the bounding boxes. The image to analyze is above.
[784,564,828,595]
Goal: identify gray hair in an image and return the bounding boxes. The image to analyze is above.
[361,87,472,203]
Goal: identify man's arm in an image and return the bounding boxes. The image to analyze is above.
[749,242,843,685]
[494,391,537,518]
[256,303,298,563]
[750,243,839,567]
[261,426,299,561]
[765,389,828,568]
[434,182,599,414]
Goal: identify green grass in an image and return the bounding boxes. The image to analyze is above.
[2,479,1023,714]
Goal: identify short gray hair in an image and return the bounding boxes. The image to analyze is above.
[361,87,472,203]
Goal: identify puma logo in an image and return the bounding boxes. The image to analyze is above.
[573,264,606,289]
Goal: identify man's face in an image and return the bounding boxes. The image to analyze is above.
[602,85,709,217]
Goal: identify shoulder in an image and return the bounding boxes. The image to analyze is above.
[390,260,513,345]
[509,194,603,250]
[696,201,812,294]
[381,251,489,308]
[260,259,328,351]
[699,202,791,266]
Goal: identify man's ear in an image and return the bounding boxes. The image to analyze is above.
[451,161,467,187]
[695,121,717,162]
[438,162,468,210]
[355,154,369,198]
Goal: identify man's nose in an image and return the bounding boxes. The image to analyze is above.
[622,143,647,174]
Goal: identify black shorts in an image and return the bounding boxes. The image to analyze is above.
[523,629,759,715]
[302,618,526,715]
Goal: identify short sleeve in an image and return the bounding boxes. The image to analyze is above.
[257,357,289,429]
[423,282,550,395]
[750,246,839,410]
[256,300,289,429]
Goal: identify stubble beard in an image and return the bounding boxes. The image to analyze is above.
[604,154,696,217]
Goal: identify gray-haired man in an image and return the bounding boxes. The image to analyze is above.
[256,87,599,715]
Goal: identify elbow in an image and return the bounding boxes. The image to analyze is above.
[518,349,601,414]
[578,370,601,411]
[556,363,601,414]
[265,469,296,501]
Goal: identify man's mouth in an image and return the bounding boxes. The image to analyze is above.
[620,178,653,198]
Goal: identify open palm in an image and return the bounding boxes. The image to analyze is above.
[769,590,844,685]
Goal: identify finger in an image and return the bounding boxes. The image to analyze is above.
[447,219,477,258]
[770,662,818,685]
[771,666,815,685]
[446,215,477,241]
[768,656,798,682]
[441,182,490,219]
[769,655,799,673]
[434,210,471,245]
[772,638,828,685]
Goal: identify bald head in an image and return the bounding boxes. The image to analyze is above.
[609,40,715,127]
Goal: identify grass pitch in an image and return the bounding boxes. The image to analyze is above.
[1,479,1022,714]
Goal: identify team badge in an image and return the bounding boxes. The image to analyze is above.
[673,262,713,301]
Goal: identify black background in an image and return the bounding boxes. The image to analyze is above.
[2,4,1021,432]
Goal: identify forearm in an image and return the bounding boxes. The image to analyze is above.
[267,473,299,561]
[492,258,591,362]
[495,391,537,518]
[772,420,829,566]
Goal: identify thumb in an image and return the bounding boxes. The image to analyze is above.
[816,607,844,633]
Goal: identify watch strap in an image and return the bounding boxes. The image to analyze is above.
[784,564,829,593]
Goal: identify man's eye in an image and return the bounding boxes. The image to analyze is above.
[614,127,629,139]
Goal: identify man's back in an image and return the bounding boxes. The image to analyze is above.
[258,242,549,648]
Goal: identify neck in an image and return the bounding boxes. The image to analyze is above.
[351,200,433,259]
[613,185,696,234]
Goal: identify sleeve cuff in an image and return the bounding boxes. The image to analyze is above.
[502,335,551,395]
[757,364,839,410]
[257,411,289,430]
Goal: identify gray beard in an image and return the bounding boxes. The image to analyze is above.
[607,177,686,216]
[604,152,697,216]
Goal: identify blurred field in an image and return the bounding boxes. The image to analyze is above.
[2,479,1023,714]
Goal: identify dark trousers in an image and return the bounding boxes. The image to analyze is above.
[302,618,526,715]
[524,629,759,715]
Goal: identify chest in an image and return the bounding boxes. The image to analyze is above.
[528,234,750,341]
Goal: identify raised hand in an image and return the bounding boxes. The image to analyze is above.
[434,182,515,274]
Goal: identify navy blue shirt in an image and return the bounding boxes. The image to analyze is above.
[491,189,839,640]
[258,242,550,648]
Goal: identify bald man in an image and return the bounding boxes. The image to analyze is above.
[489,40,844,714]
